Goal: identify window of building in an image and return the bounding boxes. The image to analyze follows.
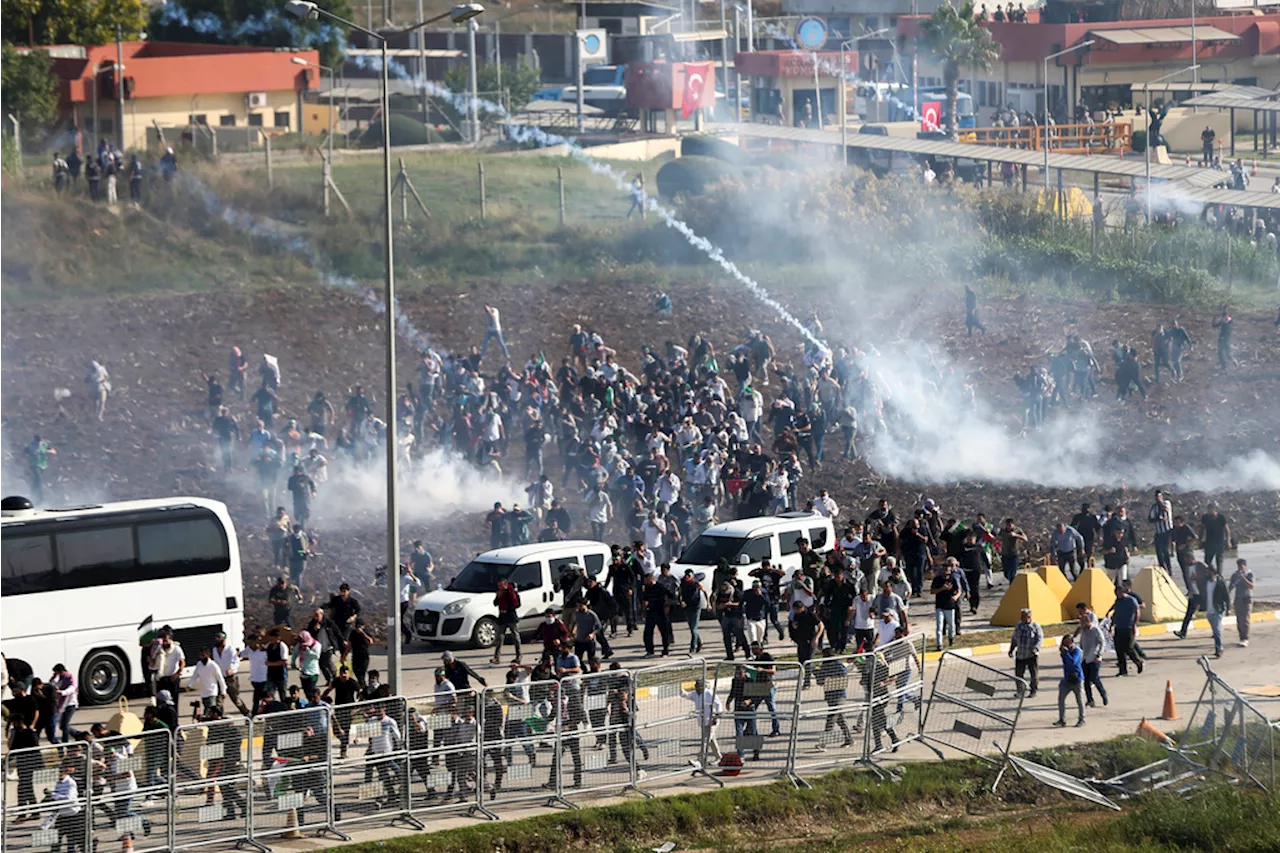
[247,113,264,127]
[219,115,236,127]
[273,111,291,129]
[190,114,208,126]
[97,118,113,134]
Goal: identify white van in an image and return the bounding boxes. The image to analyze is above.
[671,513,836,585]
[411,540,611,648]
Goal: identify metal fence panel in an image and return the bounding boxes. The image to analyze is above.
[791,650,874,776]
[477,681,559,811]
[89,729,173,853]
[1180,658,1275,791]
[405,689,485,817]
[557,669,637,801]
[329,696,412,828]
[921,652,1025,763]
[866,634,928,759]
[250,704,334,840]
[709,659,803,780]
[634,659,715,789]
[3,745,91,853]
[171,717,253,851]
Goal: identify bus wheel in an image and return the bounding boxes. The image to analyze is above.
[80,649,128,704]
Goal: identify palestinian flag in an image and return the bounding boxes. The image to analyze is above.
[138,615,157,648]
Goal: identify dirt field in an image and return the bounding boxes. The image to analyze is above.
[4,257,1278,636]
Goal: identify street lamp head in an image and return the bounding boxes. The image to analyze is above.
[284,0,321,20]
[449,3,485,23]
[290,56,310,66]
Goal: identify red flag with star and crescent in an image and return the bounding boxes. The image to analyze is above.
[681,63,713,120]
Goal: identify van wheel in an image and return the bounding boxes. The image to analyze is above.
[80,649,128,705]
[471,617,499,649]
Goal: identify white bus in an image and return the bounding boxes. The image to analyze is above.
[1,496,246,704]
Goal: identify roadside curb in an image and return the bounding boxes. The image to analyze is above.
[921,609,1280,662]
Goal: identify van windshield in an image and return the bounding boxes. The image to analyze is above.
[680,535,747,566]
[583,67,618,85]
[448,559,512,593]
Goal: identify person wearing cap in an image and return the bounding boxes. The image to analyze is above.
[790,600,824,688]
[534,608,571,658]
[1008,608,1043,698]
[441,650,487,691]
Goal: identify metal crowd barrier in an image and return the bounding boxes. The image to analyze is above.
[633,659,719,790]
[710,659,804,785]
[1,640,940,851]
[479,679,561,813]
[171,717,260,851]
[1181,656,1276,791]
[407,688,487,820]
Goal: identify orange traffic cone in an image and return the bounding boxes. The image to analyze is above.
[122,836,134,853]
[1137,717,1174,744]
[1160,680,1179,720]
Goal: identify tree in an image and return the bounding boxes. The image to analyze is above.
[444,60,543,118]
[1,0,148,46]
[1,44,59,130]
[916,2,1000,137]
[148,0,354,69]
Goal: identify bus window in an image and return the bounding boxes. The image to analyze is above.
[56,526,135,588]
[137,518,228,574]
[1,535,56,596]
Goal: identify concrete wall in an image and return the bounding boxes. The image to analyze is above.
[86,89,301,150]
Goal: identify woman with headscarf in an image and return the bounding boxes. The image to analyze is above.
[290,630,322,696]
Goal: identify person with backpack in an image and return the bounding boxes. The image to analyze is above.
[493,577,522,664]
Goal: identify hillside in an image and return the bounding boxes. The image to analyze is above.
[3,155,1279,637]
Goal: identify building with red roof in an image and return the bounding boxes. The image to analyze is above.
[34,40,319,151]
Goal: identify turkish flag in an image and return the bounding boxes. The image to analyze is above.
[920,100,942,132]
[681,62,713,120]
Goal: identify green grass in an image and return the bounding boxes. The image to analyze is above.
[323,737,1187,853]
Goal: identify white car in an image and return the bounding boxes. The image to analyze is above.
[412,540,610,648]
[671,513,836,586]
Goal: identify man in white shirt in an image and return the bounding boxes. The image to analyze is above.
[154,634,186,698]
[923,164,936,185]
[47,763,82,843]
[641,513,667,564]
[239,637,270,713]
[875,609,900,648]
[813,489,839,519]
[187,648,227,713]
[656,471,681,509]
[367,704,404,804]
[681,679,723,761]
[210,632,250,716]
[481,304,509,361]
[851,589,877,652]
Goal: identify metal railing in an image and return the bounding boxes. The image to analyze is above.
[2,636,938,850]
[960,122,1133,154]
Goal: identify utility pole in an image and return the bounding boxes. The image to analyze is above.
[116,24,126,149]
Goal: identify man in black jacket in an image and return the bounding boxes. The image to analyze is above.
[641,574,674,657]
[1070,504,1103,563]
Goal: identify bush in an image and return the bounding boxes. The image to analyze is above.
[359,115,444,148]
[655,155,741,200]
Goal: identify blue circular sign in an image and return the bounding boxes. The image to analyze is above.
[583,33,601,54]
[795,17,828,51]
